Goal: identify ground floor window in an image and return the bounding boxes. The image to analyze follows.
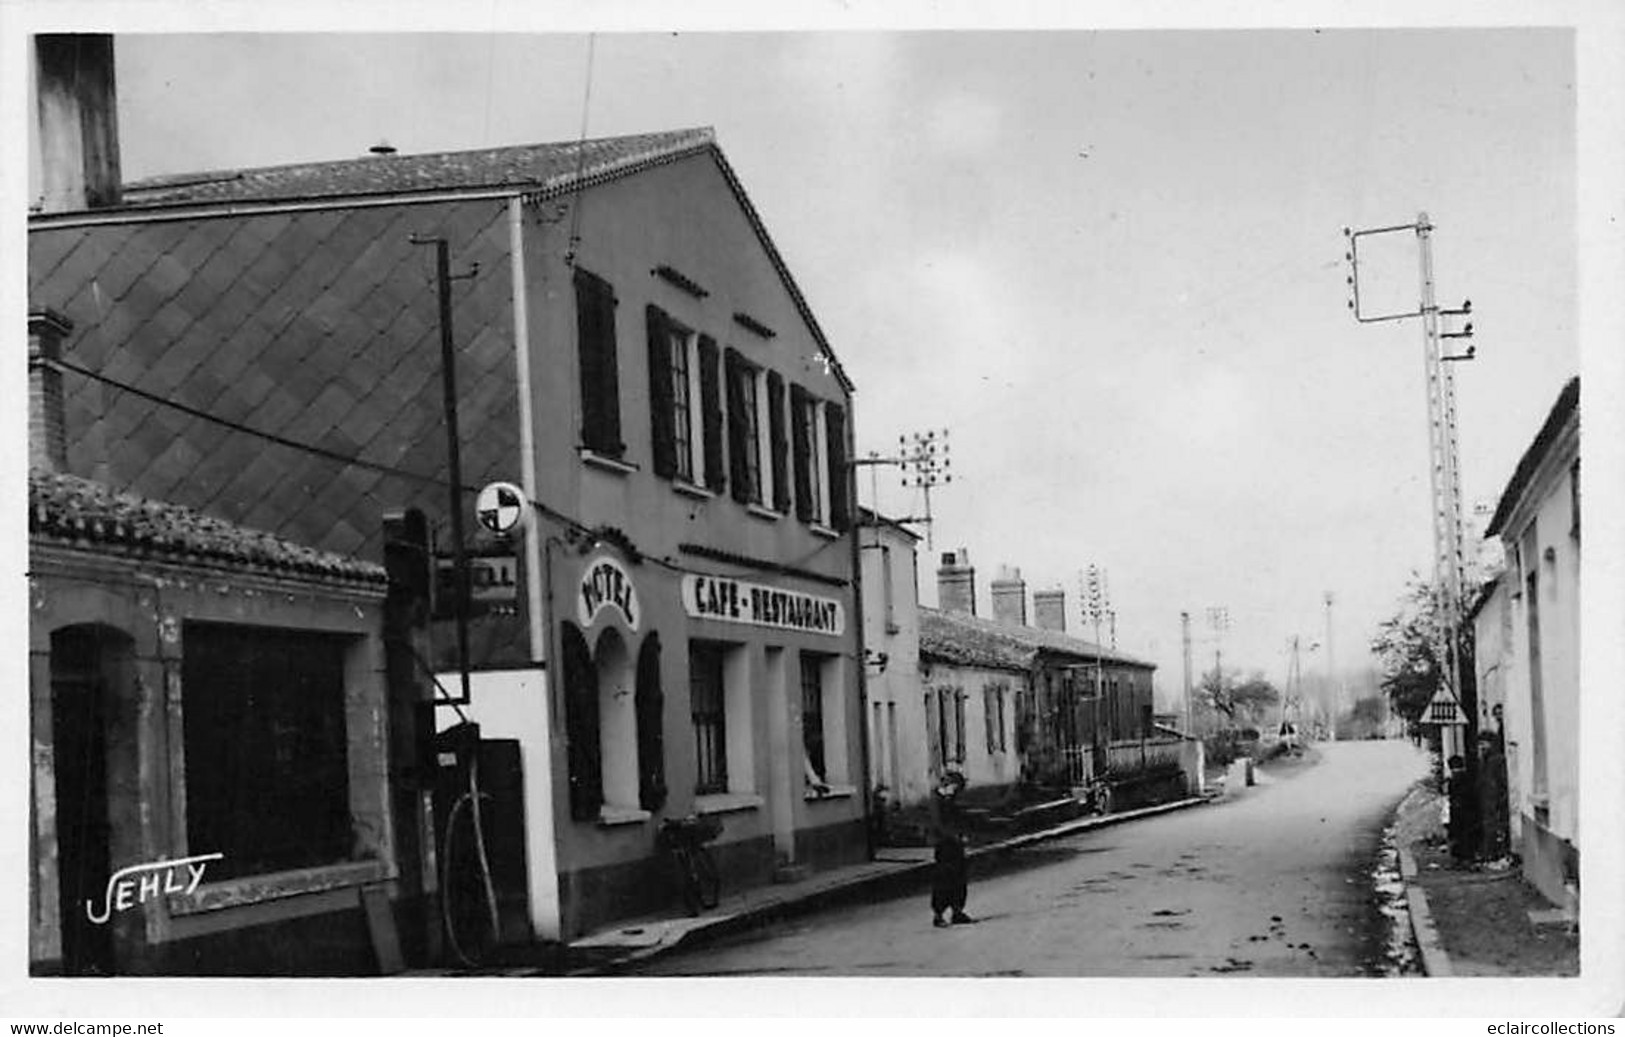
[801,653,826,781]
[181,622,353,880]
[690,642,729,794]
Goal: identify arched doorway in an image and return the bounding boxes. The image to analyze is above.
[49,623,134,976]
[594,628,637,811]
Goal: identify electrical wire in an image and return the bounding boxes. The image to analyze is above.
[48,355,854,587]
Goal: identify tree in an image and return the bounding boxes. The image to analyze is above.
[1370,572,1479,727]
[1196,668,1280,730]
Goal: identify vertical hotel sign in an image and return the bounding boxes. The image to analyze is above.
[681,574,845,636]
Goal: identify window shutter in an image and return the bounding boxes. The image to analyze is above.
[636,635,668,812]
[767,371,789,513]
[984,685,997,753]
[954,689,967,762]
[573,270,622,457]
[698,337,726,493]
[724,348,750,504]
[645,306,676,480]
[924,690,942,772]
[825,400,849,531]
[562,623,603,821]
[790,384,813,522]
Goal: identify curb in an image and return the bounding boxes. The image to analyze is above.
[1392,784,1454,978]
[567,794,1210,976]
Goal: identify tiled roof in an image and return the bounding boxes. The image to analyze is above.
[918,607,1154,672]
[1485,376,1579,538]
[29,466,386,584]
[119,128,717,207]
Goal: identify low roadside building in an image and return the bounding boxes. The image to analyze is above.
[918,551,1181,807]
[1480,376,1579,908]
[27,313,422,974]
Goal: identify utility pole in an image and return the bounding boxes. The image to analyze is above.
[1181,610,1194,736]
[1323,591,1337,732]
[1083,565,1110,760]
[854,428,952,548]
[1205,606,1230,689]
[412,234,480,706]
[1344,212,1479,847]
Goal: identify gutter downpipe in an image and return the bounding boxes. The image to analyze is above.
[846,394,875,860]
[509,195,561,941]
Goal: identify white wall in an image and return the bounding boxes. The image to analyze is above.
[436,668,560,941]
[860,523,933,806]
[1497,422,1580,853]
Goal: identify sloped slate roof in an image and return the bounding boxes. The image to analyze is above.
[30,466,386,584]
[119,128,717,207]
[919,607,1154,672]
[1485,376,1579,538]
[28,197,521,564]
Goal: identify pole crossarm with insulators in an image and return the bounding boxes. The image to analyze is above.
[1343,212,1482,852]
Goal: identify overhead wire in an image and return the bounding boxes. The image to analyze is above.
[46,355,851,587]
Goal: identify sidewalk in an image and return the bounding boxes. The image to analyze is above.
[1392,783,1578,977]
[404,793,1210,977]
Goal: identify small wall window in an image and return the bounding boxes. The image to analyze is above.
[984,681,1008,754]
[181,622,353,880]
[574,269,623,458]
[1570,458,1580,540]
[689,642,729,795]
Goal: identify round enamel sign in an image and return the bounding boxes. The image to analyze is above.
[475,481,527,535]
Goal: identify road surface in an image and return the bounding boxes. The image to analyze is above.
[634,739,1430,977]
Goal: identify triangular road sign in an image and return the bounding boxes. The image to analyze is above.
[1421,688,1465,726]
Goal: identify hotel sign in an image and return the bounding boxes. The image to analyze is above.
[579,555,640,631]
[682,574,845,637]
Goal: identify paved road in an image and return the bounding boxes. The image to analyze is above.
[635,739,1431,977]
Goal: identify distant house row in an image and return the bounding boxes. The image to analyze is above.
[861,524,1196,820]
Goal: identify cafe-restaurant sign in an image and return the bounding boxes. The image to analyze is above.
[681,574,845,637]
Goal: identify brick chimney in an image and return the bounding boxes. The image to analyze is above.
[1033,587,1067,633]
[937,548,976,616]
[990,565,1027,626]
[30,309,73,471]
[35,35,123,212]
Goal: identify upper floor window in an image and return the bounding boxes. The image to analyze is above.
[766,371,790,513]
[574,269,623,458]
[791,385,824,524]
[646,306,697,483]
[725,349,764,506]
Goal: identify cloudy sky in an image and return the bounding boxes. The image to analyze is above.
[15,20,1588,700]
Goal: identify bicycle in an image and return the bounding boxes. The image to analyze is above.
[1081,775,1115,816]
[658,814,723,915]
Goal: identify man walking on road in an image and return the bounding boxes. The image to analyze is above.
[930,770,975,928]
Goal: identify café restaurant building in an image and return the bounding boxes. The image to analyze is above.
[29,123,866,944]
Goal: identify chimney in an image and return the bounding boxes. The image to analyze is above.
[990,565,1028,626]
[937,548,976,616]
[29,309,73,471]
[35,35,123,212]
[1033,587,1067,633]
